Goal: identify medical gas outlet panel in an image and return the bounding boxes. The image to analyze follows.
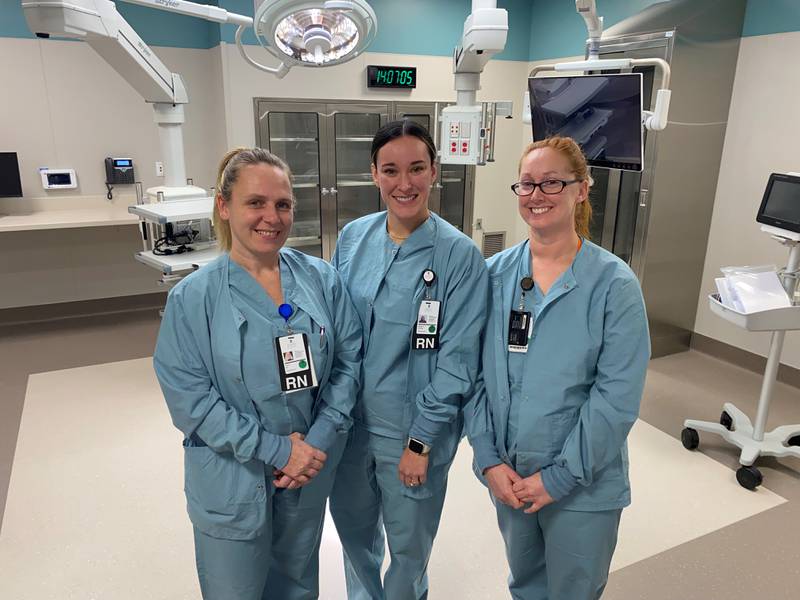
[440,106,483,165]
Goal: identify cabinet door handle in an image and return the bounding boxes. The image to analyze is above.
[639,189,649,208]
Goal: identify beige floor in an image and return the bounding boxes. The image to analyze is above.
[0,357,788,600]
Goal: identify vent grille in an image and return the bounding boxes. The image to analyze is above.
[481,231,506,258]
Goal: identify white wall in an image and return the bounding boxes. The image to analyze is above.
[1,38,530,309]
[0,39,225,205]
[0,38,226,308]
[695,31,800,368]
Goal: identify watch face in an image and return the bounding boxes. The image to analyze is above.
[408,438,425,454]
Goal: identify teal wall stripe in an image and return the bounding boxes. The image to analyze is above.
[743,0,800,37]
[2,1,219,48]
[219,0,534,62]
[3,1,800,55]
[2,1,39,39]
[116,2,218,50]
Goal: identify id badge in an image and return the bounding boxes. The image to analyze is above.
[412,300,441,350]
[275,333,318,392]
[508,309,533,353]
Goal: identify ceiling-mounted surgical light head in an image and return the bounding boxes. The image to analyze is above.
[254,0,377,68]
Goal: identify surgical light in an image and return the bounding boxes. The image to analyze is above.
[254,0,377,68]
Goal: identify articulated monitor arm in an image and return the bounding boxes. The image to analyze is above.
[21,0,255,196]
[523,0,672,133]
[22,0,194,104]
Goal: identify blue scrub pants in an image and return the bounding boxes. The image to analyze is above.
[193,435,346,600]
[329,426,449,600]
[494,497,622,600]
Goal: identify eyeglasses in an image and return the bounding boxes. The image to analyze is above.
[510,179,580,196]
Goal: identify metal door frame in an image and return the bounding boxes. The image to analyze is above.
[324,101,389,258]
[595,32,674,277]
[392,101,441,213]
[254,97,476,256]
[254,98,388,260]
[254,99,329,256]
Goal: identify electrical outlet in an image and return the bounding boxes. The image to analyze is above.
[475,218,483,230]
[155,161,164,177]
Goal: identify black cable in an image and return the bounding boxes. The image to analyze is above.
[152,226,199,256]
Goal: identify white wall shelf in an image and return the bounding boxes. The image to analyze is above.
[0,207,139,232]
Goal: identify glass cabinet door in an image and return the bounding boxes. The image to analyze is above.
[440,165,468,231]
[256,103,326,258]
[329,106,387,232]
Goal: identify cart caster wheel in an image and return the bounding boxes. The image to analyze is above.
[788,435,800,447]
[736,466,762,490]
[681,427,700,450]
[720,411,734,431]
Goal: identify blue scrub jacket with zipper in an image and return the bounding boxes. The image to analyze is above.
[465,239,650,510]
[153,249,362,539]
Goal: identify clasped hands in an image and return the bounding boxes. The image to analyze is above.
[273,432,327,490]
[484,463,554,514]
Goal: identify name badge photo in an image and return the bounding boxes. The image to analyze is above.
[413,300,441,350]
[275,333,318,392]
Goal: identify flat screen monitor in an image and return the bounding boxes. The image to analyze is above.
[0,152,23,198]
[528,73,643,172]
[756,172,800,234]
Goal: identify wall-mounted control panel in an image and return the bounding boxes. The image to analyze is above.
[40,168,77,190]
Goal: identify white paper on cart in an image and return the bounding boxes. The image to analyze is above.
[725,271,791,313]
[715,277,744,312]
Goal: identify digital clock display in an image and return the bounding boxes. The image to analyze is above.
[367,65,417,89]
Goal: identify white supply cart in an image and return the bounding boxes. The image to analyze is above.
[681,177,800,490]
[129,197,219,284]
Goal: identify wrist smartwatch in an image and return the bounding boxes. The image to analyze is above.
[407,437,432,456]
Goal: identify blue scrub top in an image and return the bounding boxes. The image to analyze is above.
[360,218,435,438]
[230,258,324,438]
[333,211,489,466]
[153,249,362,539]
[464,239,650,511]
[506,244,546,455]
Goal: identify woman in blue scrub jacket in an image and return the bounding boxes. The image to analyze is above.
[465,136,650,600]
[153,147,362,600]
[328,120,489,600]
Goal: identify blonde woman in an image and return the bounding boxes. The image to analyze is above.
[154,148,362,599]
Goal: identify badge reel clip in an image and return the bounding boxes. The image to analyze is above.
[508,277,534,353]
[275,303,318,392]
[413,269,441,350]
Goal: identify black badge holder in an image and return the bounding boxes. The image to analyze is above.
[274,303,318,392]
[508,277,534,353]
[412,269,441,350]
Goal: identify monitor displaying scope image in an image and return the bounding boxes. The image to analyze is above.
[528,73,643,172]
[756,172,800,234]
[0,152,23,198]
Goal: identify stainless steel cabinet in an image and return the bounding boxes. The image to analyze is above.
[255,98,475,260]
[592,0,746,356]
